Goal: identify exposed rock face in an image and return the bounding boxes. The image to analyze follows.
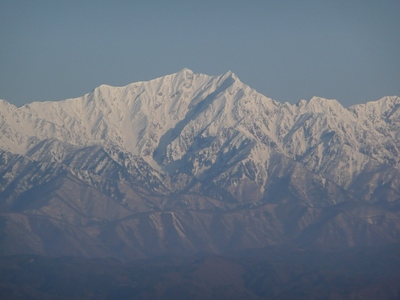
[1,69,400,260]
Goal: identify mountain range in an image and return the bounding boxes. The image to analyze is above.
[1,68,400,260]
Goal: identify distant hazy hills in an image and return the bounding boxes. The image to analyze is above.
[1,245,400,299]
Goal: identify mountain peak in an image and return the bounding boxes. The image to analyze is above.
[94,83,114,93]
[308,96,339,104]
[180,67,194,73]
[175,67,195,78]
[223,70,239,80]
[294,96,344,115]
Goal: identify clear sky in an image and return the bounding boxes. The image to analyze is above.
[1,0,399,107]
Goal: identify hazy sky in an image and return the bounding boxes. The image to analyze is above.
[1,0,399,107]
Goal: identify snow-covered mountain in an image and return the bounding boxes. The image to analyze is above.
[1,69,400,259]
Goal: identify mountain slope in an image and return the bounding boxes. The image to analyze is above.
[1,69,400,259]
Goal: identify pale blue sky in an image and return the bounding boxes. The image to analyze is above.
[1,0,399,107]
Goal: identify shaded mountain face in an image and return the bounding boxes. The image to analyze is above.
[1,69,400,260]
